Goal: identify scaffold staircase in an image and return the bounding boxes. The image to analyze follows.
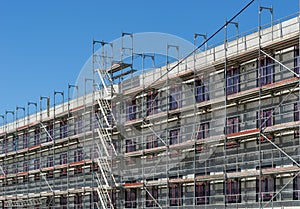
[95,68,115,98]
[94,107,117,209]
[94,53,119,209]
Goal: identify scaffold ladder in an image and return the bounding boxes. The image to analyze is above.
[96,98,116,128]
[95,112,117,156]
[96,68,115,95]
[94,109,117,209]
[94,147,116,209]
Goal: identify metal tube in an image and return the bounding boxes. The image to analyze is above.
[5,110,14,130]
[68,84,78,117]
[40,96,50,120]
[27,102,37,123]
[0,115,5,133]
[258,6,262,209]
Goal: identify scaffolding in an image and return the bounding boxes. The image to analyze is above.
[2,2,300,209]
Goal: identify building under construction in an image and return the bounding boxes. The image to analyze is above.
[2,6,300,209]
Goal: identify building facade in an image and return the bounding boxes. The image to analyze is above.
[1,12,300,209]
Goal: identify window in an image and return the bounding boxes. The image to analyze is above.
[60,195,67,209]
[125,188,137,208]
[74,115,83,135]
[90,111,94,131]
[60,153,68,165]
[90,147,99,160]
[47,156,54,167]
[169,86,182,110]
[90,162,99,172]
[169,183,182,206]
[34,158,40,180]
[294,174,300,200]
[169,128,180,145]
[146,186,158,207]
[12,164,18,174]
[147,90,158,116]
[3,138,8,154]
[23,162,28,172]
[295,103,299,122]
[257,109,274,142]
[256,175,275,202]
[196,182,210,205]
[127,99,136,121]
[259,55,274,86]
[108,189,117,208]
[22,132,28,149]
[46,123,53,142]
[227,67,240,95]
[34,158,40,170]
[12,177,17,185]
[74,194,83,209]
[60,119,68,138]
[294,45,299,75]
[74,150,83,162]
[197,123,209,139]
[125,139,136,153]
[46,197,54,208]
[195,79,209,103]
[34,128,40,145]
[226,179,241,203]
[146,135,158,149]
[13,136,18,151]
[295,103,299,137]
[91,191,99,206]
[60,153,68,176]
[106,110,114,127]
[46,157,54,178]
[258,109,273,128]
[226,117,239,149]
[2,165,7,175]
[23,175,29,183]
[227,117,239,134]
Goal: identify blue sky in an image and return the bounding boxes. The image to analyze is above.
[0,0,298,120]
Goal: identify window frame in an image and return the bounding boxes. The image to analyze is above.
[146,135,158,149]
[60,195,67,209]
[226,116,239,135]
[22,132,28,149]
[294,45,299,75]
[169,128,180,145]
[295,103,300,137]
[34,128,40,145]
[125,139,136,153]
[127,98,137,121]
[195,181,210,205]
[258,109,274,129]
[226,178,241,203]
[294,174,300,200]
[125,188,137,208]
[169,183,182,206]
[197,122,209,140]
[258,55,274,86]
[74,193,83,209]
[256,175,276,202]
[46,123,53,142]
[147,90,158,116]
[169,85,182,111]
[226,66,240,95]
[60,119,68,139]
[195,79,209,103]
[146,186,158,207]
